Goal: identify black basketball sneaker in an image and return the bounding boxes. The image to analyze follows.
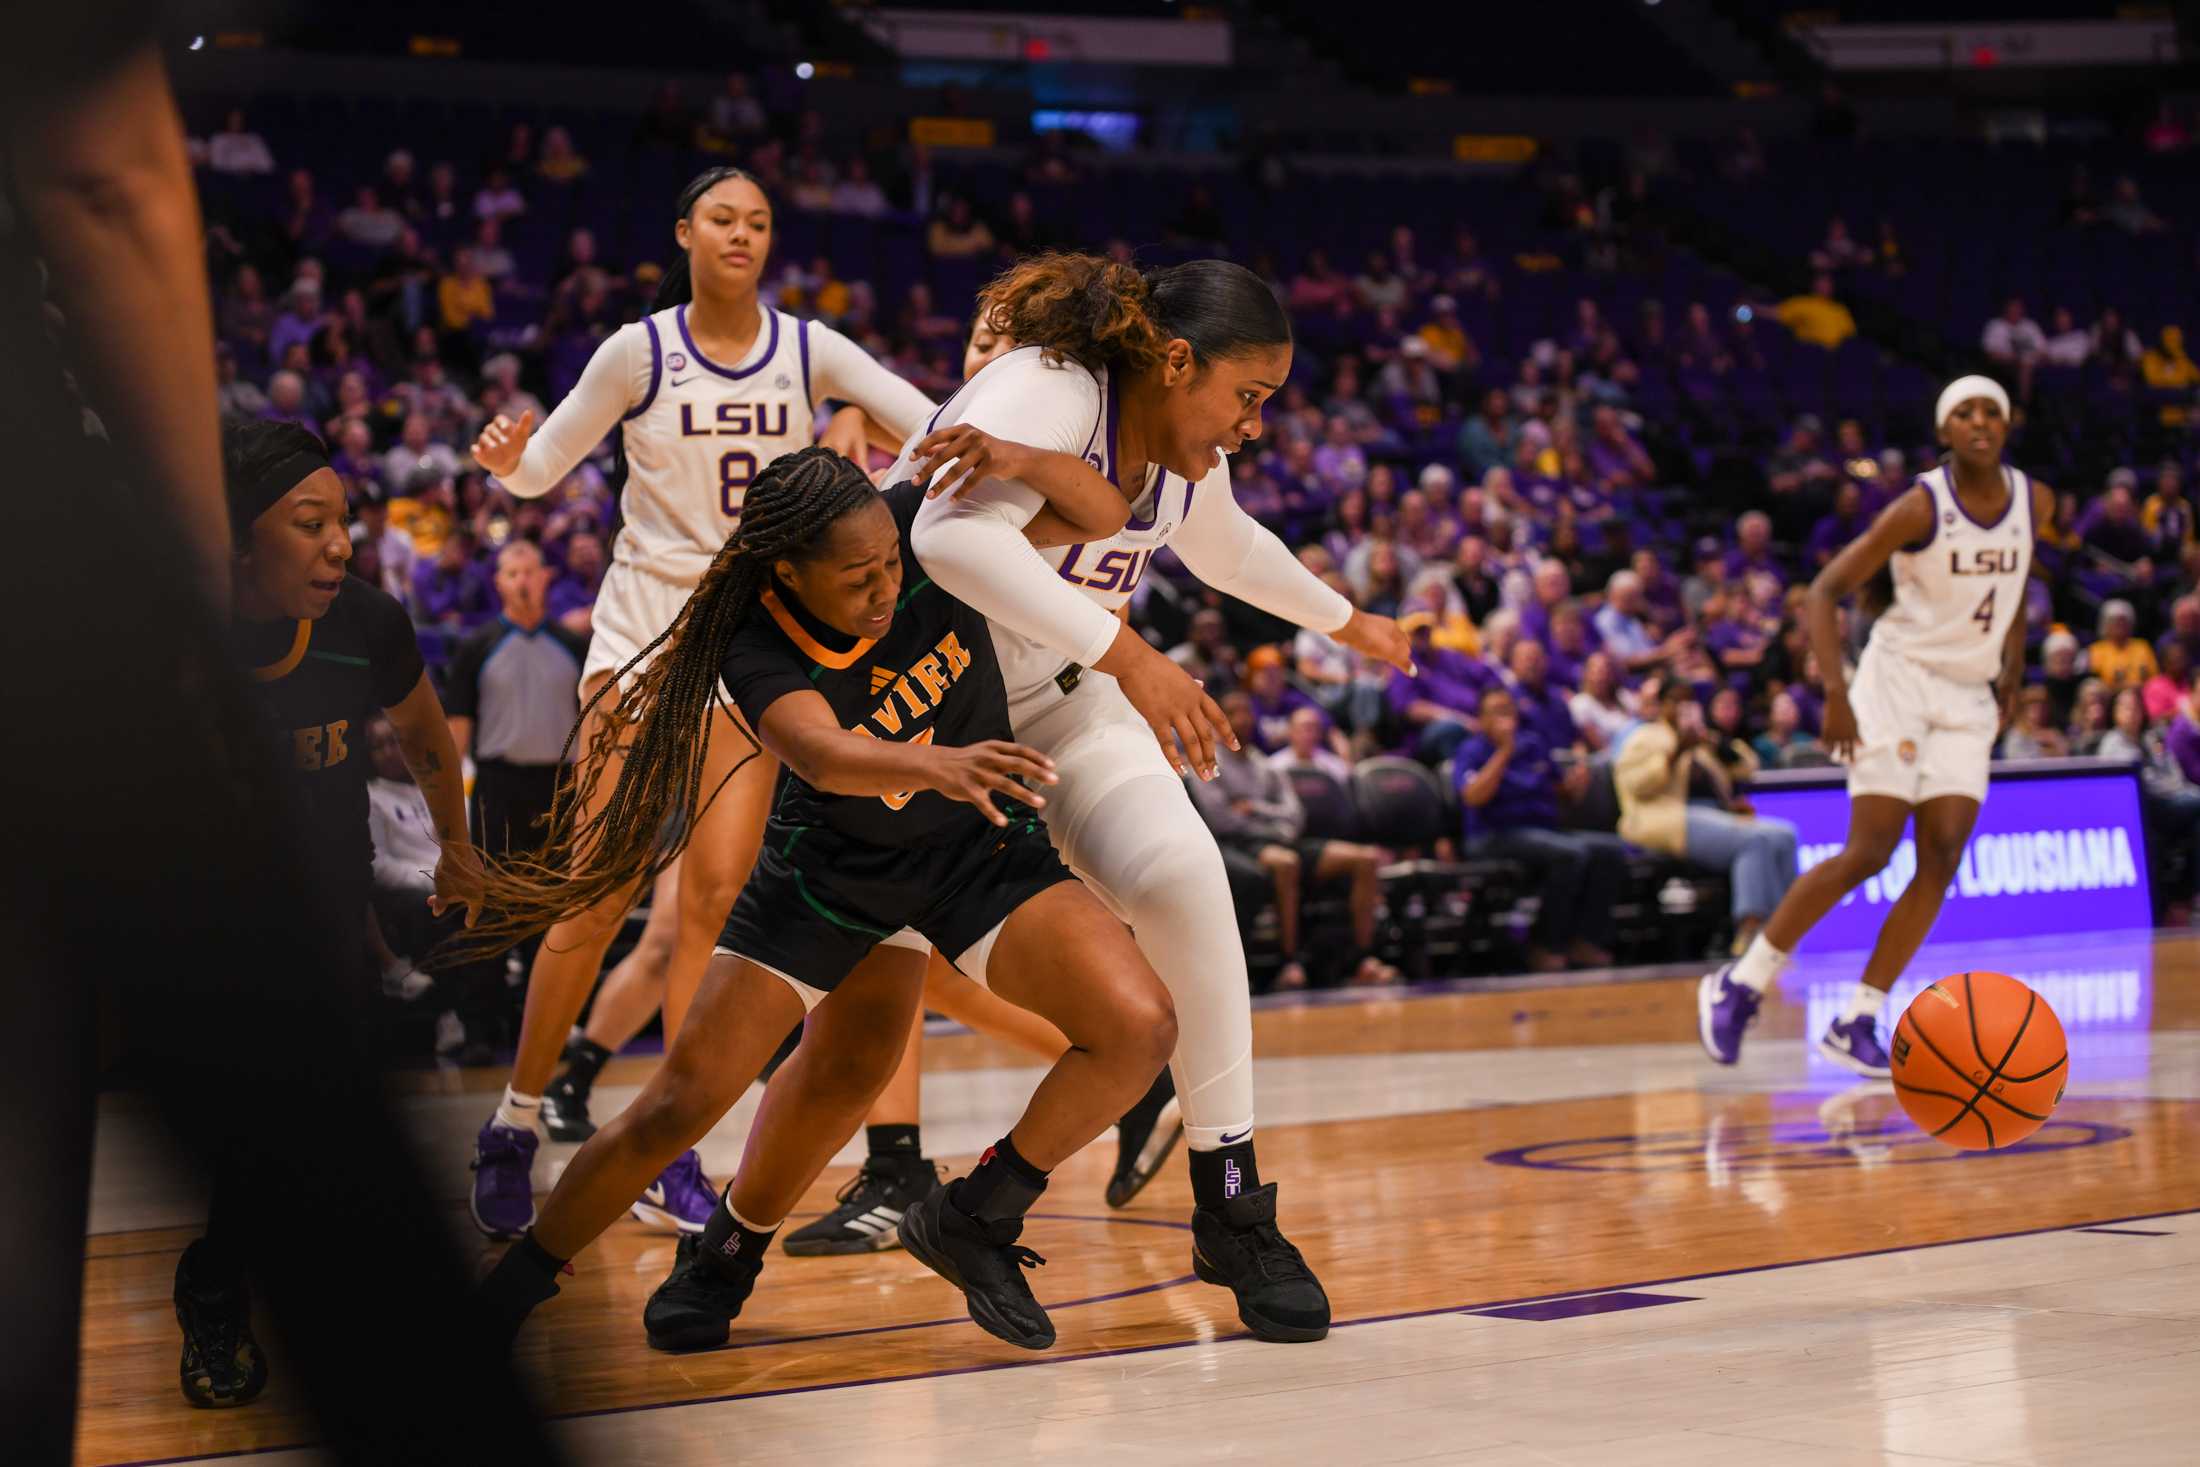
[896,1186,1055,1350]
[643,1232,764,1352]
[173,1241,269,1408]
[782,1155,941,1256]
[541,1038,612,1142]
[1191,1183,1331,1343]
[1105,1068,1182,1209]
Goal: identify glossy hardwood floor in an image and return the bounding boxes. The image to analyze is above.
[76,932,2200,1466]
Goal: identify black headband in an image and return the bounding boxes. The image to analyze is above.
[227,444,332,542]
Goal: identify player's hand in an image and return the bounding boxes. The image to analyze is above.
[817,405,872,467]
[912,423,1033,499]
[427,839,486,928]
[930,741,1057,827]
[1115,648,1233,779]
[471,411,535,479]
[1820,690,1860,763]
[1333,609,1415,675]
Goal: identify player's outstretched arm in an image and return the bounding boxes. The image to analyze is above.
[1805,485,1934,759]
[912,423,1132,546]
[757,690,1057,827]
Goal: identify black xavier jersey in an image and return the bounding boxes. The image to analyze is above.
[718,480,1016,845]
[233,577,425,906]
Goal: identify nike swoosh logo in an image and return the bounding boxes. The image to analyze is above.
[643,1185,665,1205]
[1219,1129,1251,1145]
[670,375,697,387]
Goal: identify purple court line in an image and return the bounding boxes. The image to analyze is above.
[1469,1290,1696,1322]
[2073,1226,2174,1236]
[103,1201,2200,1467]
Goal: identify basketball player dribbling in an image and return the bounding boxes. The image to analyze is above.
[464,166,934,1239]
[1700,376,2055,1076]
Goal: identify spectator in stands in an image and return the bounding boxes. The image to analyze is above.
[1584,404,1654,492]
[437,247,495,340]
[2070,679,2114,754]
[1809,215,1872,274]
[830,158,888,217]
[706,71,767,145]
[1458,389,1516,478]
[361,715,439,1003]
[336,186,406,251]
[1751,690,1818,767]
[1449,534,1502,626]
[421,160,466,243]
[1190,692,1397,991]
[383,412,460,492]
[2089,598,2159,691]
[209,106,276,175]
[2143,326,2199,391]
[1390,611,1493,762]
[1454,687,1623,972]
[411,530,493,631]
[2042,306,2092,367]
[219,264,275,363]
[2093,306,2145,369]
[535,126,589,186]
[1765,416,1839,533]
[1774,272,1856,350]
[1806,480,1869,570]
[1982,297,2046,398]
[2101,686,2200,917]
[472,165,526,223]
[926,195,994,258]
[214,344,268,418]
[269,279,325,365]
[261,370,316,432]
[1417,295,1477,377]
[1617,680,1798,954]
[351,490,416,601]
[1271,705,1353,787]
[1242,645,1327,755]
[1725,510,1785,587]
[548,529,604,636]
[1354,252,1408,314]
[1506,637,1580,754]
[2002,686,2071,759]
[2104,175,2166,235]
[1568,652,1633,754]
[2144,461,2193,555]
[2036,629,2083,727]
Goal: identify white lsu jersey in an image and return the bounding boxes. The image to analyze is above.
[889,346,1223,705]
[1867,463,2035,685]
[613,302,818,584]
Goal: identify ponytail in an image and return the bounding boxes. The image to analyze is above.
[976,252,1290,375]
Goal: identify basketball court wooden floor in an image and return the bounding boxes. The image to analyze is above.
[80,930,2200,1465]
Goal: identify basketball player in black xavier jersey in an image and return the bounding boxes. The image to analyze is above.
[177,419,483,1406]
[475,444,1202,1352]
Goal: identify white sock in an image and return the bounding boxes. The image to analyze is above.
[727,1197,777,1233]
[1841,984,1889,1023]
[1730,934,1790,994]
[494,1086,542,1134]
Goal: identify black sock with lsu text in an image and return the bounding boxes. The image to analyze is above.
[699,1185,775,1272]
[949,1132,1049,1224]
[1189,1139,1260,1209]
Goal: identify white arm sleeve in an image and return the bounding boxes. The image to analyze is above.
[494,324,645,499]
[908,353,1122,668]
[805,321,936,444]
[1169,463,1354,633]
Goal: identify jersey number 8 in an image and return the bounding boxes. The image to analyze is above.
[720,449,759,518]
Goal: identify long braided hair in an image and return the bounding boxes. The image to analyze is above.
[455,445,879,957]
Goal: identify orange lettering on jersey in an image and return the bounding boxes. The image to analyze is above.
[324,719,350,767]
[293,725,324,771]
[890,677,927,722]
[870,698,904,736]
[909,654,949,706]
[879,729,937,811]
[938,632,972,679]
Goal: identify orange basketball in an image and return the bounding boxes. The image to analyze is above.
[1891,971,2067,1150]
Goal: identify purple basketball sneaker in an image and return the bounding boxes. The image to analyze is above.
[630,1149,716,1234]
[1696,964,1762,1066]
[469,1119,539,1240]
[1819,1015,1893,1079]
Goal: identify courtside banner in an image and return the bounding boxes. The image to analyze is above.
[1747,758,2152,954]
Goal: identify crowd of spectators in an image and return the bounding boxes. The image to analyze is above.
[188,86,2200,994]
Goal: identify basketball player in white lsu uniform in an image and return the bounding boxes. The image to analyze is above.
[898,329,1411,1341]
[1699,375,2055,1077]
[466,166,936,1239]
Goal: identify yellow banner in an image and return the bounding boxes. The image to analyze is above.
[910,117,997,149]
[1452,134,1538,164]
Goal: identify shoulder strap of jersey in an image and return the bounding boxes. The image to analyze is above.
[624,315,665,423]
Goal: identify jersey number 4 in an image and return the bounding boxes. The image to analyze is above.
[720,450,759,517]
[1971,586,1996,633]
[880,729,936,811]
